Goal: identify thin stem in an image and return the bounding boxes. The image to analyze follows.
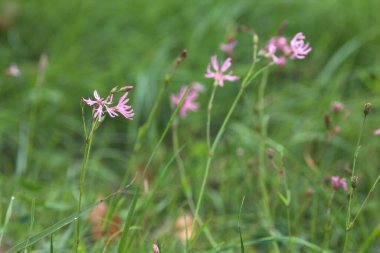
[74,119,96,252]
[323,190,336,250]
[343,114,367,253]
[192,62,274,234]
[207,83,217,149]
[257,69,279,252]
[349,171,380,229]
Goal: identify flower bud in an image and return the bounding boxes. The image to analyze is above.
[363,103,372,116]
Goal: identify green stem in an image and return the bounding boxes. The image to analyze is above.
[207,83,217,149]
[192,63,274,239]
[323,190,336,250]
[349,172,380,229]
[75,119,96,252]
[343,114,367,253]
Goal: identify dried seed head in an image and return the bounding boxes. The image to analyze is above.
[363,103,372,116]
[324,113,331,129]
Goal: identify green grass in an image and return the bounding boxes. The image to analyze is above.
[1,0,380,252]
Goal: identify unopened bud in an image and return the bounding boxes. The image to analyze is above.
[253,33,259,45]
[363,103,372,116]
[110,86,119,94]
[351,176,358,190]
[119,85,134,92]
[153,244,160,253]
[176,49,187,65]
[267,148,275,159]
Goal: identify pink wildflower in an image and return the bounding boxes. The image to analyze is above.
[205,55,239,87]
[83,90,134,121]
[262,33,311,65]
[153,244,160,253]
[109,92,135,120]
[171,84,202,118]
[83,90,113,121]
[331,101,344,112]
[373,128,380,136]
[220,37,236,58]
[290,32,312,59]
[5,63,21,77]
[331,176,347,191]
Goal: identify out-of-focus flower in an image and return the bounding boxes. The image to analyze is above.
[373,128,380,136]
[261,32,311,65]
[5,63,20,77]
[331,101,344,112]
[175,211,193,244]
[331,176,347,191]
[153,244,160,253]
[171,83,203,118]
[205,55,239,87]
[83,90,134,121]
[290,32,312,59]
[220,37,236,58]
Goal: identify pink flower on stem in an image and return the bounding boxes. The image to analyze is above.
[331,101,344,112]
[171,84,202,118]
[331,176,348,191]
[205,55,239,87]
[83,90,113,121]
[83,90,134,121]
[5,63,21,77]
[373,128,380,136]
[220,37,236,57]
[290,32,312,59]
[107,92,135,120]
[153,244,160,253]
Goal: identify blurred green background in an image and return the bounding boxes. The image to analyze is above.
[1,0,380,251]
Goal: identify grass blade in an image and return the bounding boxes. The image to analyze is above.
[0,196,15,247]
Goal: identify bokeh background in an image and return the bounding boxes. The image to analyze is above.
[1,0,380,251]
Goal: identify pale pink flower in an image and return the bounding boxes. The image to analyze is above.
[220,37,236,57]
[83,90,113,121]
[109,92,134,120]
[290,32,312,59]
[331,101,344,112]
[153,244,160,253]
[373,128,380,136]
[171,84,202,118]
[331,176,347,191]
[5,63,21,77]
[205,55,239,87]
[83,90,134,121]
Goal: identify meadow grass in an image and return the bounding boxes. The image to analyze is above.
[1,0,380,252]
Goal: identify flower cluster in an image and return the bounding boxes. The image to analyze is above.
[331,176,348,191]
[83,88,134,121]
[205,55,239,87]
[171,83,203,118]
[262,32,312,66]
[5,63,21,77]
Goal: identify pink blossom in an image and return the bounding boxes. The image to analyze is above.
[153,244,160,253]
[373,128,380,136]
[171,84,202,118]
[205,55,239,87]
[220,37,236,57]
[290,32,312,59]
[331,176,347,191]
[5,63,21,77]
[83,90,134,121]
[331,101,344,112]
[112,92,134,119]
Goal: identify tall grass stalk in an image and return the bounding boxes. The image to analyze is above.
[343,103,370,252]
[0,196,15,247]
[75,115,97,252]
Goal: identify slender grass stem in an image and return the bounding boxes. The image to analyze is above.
[343,109,368,253]
[207,83,217,149]
[349,171,380,229]
[74,119,96,252]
